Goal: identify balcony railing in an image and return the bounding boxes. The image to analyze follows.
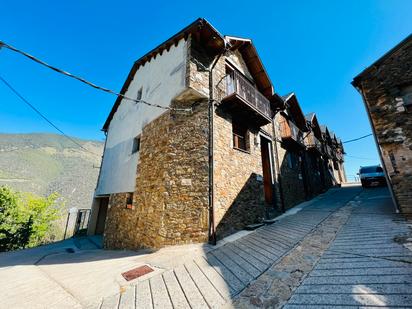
[305,133,323,153]
[224,70,272,120]
[279,117,304,146]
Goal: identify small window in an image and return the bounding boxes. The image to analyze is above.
[126,193,134,209]
[136,87,143,101]
[232,121,249,152]
[132,136,141,154]
[403,93,412,106]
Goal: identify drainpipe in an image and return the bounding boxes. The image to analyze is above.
[208,51,224,246]
[355,82,400,213]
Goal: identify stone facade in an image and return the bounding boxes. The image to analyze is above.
[188,40,277,239]
[273,113,308,210]
[213,108,269,238]
[304,151,325,197]
[104,99,210,249]
[353,35,412,216]
[98,21,347,250]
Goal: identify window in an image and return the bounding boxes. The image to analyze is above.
[396,85,412,112]
[132,136,141,154]
[125,193,134,209]
[136,87,143,101]
[232,121,249,152]
[402,85,412,111]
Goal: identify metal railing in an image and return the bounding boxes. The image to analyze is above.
[225,70,272,119]
[63,208,91,239]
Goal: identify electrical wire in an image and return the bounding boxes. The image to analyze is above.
[0,75,101,157]
[343,133,373,144]
[345,155,378,161]
[0,40,191,113]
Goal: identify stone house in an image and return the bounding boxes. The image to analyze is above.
[87,18,346,250]
[352,34,412,216]
[320,125,340,186]
[274,93,310,209]
[304,113,328,195]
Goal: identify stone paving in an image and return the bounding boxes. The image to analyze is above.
[2,185,410,309]
[94,186,362,309]
[284,187,412,308]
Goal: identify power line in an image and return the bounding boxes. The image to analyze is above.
[0,40,191,113]
[343,133,373,144]
[0,74,101,157]
[345,155,378,161]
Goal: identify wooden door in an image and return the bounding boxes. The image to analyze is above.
[260,137,273,204]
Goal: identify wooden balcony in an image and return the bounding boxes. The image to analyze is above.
[279,117,305,149]
[304,132,323,154]
[220,70,272,126]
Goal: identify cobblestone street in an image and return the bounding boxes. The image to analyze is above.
[234,186,412,308]
[1,185,411,309]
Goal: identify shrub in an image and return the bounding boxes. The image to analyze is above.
[0,186,64,252]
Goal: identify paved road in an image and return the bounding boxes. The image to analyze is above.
[284,187,412,308]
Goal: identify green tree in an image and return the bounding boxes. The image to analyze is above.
[0,186,64,252]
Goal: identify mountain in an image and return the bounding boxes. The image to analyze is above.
[0,133,104,210]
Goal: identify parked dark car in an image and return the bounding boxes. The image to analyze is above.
[359,165,386,188]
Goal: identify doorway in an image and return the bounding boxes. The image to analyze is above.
[95,197,109,235]
[260,136,274,205]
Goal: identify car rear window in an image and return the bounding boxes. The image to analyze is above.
[360,166,383,173]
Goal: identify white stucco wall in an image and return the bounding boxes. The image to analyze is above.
[95,39,187,195]
[226,50,253,81]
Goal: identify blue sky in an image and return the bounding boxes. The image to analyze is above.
[1,0,411,179]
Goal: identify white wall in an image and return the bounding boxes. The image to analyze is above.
[95,39,187,195]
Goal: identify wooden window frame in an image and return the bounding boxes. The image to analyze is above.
[232,120,249,152]
[125,193,134,210]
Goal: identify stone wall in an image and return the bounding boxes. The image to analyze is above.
[188,41,278,238]
[104,99,210,249]
[355,37,412,215]
[303,151,325,197]
[273,114,307,210]
[213,107,268,239]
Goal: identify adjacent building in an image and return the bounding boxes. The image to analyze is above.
[352,34,412,216]
[87,18,346,249]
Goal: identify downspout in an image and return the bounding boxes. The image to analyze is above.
[355,82,400,213]
[300,130,312,198]
[208,50,224,245]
